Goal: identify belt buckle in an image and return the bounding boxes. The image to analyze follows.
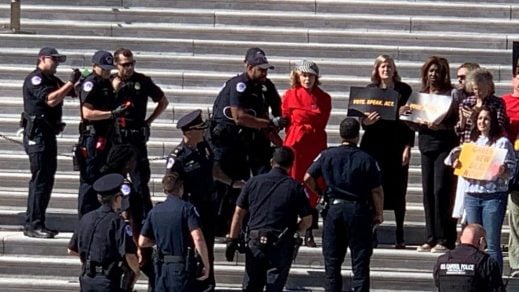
[259,235,268,245]
[95,266,103,273]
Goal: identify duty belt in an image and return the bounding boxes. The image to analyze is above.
[161,255,184,263]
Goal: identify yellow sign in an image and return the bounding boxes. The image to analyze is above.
[454,143,507,180]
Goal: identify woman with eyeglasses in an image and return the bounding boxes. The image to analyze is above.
[360,55,414,249]
[452,106,516,271]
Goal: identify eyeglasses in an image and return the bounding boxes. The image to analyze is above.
[119,61,136,68]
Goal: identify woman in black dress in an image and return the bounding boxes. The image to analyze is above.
[360,54,414,248]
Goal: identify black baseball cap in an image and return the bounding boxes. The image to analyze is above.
[246,54,274,70]
[244,47,265,62]
[38,47,66,63]
[92,50,115,70]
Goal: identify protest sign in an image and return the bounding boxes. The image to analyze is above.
[399,92,452,124]
[347,87,399,120]
[454,143,507,180]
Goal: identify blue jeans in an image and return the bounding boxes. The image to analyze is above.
[464,192,508,271]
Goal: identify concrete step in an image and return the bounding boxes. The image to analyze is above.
[0,34,510,65]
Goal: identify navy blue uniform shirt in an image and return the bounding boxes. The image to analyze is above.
[212,73,268,127]
[112,72,164,127]
[79,74,116,136]
[23,68,64,126]
[165,141,214,204]
[141,196,201,257]
[236,167,312,232]
[307,144,382,201]
[68,205,136,265]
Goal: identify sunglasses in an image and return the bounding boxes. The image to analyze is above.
[119,60,136,68]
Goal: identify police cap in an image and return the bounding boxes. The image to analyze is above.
[176,109,207,131]
[38,47,66,63]
[93,173,125,197]
[92,50,116,70]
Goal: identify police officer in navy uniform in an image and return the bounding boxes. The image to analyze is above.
[209,50,287,236]
[139,172,210,292]
[166,109,240,291]
[434,224,505,292]
[112,48,169,216]
[68,173,140,292]
[242,48,283,175]
[77,50,127,218]
[22,47,81,238]
[99,144,156,291]
[304,117,384,292]
[226,146,313,291]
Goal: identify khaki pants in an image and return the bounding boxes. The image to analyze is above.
[508,192,519,269]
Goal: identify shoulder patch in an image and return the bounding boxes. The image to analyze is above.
[236,82,246,93]
[125,224,133,237]
[166,157,175,169]
[31,76,42,86]
[83,81,93,92]
[121,183,131,196]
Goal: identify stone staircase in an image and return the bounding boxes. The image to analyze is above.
[0,0,519,290]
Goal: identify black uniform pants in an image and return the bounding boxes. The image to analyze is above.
[77,134,109,218]
[421,150,457,248]
[155,262,194,292]
[323,202,373,292]
[248,133,272,176]
[128,142,153,215]
[192,203,217,291]
[79,273,122,292]
[243,236,294,292]
[24,127,57,230]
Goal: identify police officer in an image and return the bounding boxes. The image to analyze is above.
[100,144,156,291]
[226,146,313,291]
[242,48,283,175]
[77,50,125,218]
[209,49,287,235]
[139,172,210,292]
[22,47,81,238]
[68,173,140,292]
[112,48,169,216]
[433,224,505,292]
[304,117,384,292]
[166,109,241,291]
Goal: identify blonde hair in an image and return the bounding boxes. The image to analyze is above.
[371,55,401,85]
[466,68,495,96]
[289,69,321,88]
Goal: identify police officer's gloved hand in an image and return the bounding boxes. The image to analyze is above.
[111,104,128,119]
[69,69,81,84]
[225,238,238,262]
[271,117,289,129]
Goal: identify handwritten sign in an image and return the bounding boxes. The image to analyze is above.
[399,92,452,124]
[454,143,507,180]
[347,87,399,120]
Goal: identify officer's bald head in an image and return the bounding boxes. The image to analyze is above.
[460,223,487,250]
[272,146,294,169]
[339,118,360,141]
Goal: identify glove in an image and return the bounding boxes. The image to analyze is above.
[271,117,289,129]
[225,238,238,262]
[69,69,81,84]
[111,104,128,118]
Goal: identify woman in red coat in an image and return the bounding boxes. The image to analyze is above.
[282,60,332,246]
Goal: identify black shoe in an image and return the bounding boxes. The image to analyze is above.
[43,226,59,237]
[24,227,55,239]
